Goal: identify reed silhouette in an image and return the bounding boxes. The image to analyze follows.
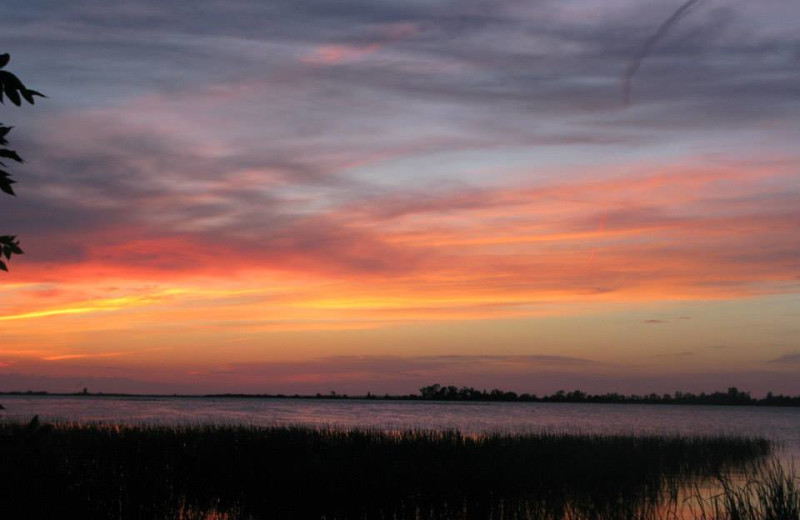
[0,418,772,519]
[696,461,800,520]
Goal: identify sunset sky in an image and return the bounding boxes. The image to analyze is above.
[1,0,799,395]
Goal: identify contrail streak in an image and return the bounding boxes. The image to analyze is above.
[622,0,707,105]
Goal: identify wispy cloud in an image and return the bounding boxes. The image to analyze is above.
[622,0,708,105]
[43,352,127,361]
[768,353,800,365]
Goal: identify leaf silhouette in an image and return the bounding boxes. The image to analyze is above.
[0,170,16,195]
[0,68,45,107]
[0,54,41,272]
[0,149,23,163]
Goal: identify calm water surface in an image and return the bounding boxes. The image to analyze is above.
[2,395,799,461]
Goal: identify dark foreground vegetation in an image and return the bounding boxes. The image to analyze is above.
[695,461,800,520]
[0,418,785,519]
[4,385,800,406]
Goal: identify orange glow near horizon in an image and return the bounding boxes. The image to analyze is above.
[3,156,799,389]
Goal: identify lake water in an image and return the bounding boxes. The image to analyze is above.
[2,395,799,463]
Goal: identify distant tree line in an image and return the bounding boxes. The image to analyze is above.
[415,384,800,407]
[3,386,800,407]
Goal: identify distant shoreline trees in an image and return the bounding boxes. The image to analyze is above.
[3,385,800,407]
[414,384,800,406]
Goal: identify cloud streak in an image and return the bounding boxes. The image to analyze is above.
[769,353,800,365]
[622,0,707,105]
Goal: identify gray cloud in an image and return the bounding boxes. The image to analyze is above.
[768,353,800,364]
[6,0,799,126]
[7,1,799,160]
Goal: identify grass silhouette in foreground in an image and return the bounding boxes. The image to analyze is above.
[0,418,779,519]
[686,461,800,520]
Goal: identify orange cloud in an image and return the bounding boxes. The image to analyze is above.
[42,352,126,361]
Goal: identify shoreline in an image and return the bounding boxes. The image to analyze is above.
[2,389,800,407]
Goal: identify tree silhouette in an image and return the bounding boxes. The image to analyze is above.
[0,53,44,271]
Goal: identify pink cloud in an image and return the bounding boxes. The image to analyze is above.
[303,22,419,65]
[303,43,383,65]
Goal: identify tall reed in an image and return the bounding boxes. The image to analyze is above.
[0,419,774,519]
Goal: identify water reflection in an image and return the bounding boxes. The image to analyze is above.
[2,395,799,463]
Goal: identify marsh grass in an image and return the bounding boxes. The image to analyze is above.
[684,461,800,520]
[0,419,775,519]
